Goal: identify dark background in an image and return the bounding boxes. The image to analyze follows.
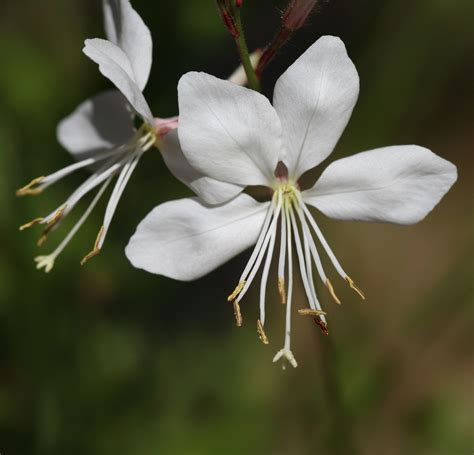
[0,0,473,454]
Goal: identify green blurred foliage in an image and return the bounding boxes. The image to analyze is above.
[0,0,473,454]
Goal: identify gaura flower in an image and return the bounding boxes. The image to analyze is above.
[125,36,457,367]
[17,0,246,272]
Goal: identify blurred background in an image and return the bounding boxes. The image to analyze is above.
[0,0,473,454]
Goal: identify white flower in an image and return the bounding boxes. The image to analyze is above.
[125,36,457,367]
[17,0,241,272]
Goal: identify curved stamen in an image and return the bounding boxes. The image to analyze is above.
[288,201,327,324]
[277,197,287,304]
[300,199,365,300]
[228,192,278,301]
[35,179,111,273]
[259,212,278,325]
[234,190,282,304]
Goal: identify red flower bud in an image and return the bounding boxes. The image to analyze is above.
[283,0,318,31]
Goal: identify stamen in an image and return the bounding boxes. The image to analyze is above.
[315,318,329,336]
[294,204,328,283]
[326,278,342,305]
[46,204,67,227]
[277,200,287,304]
[35,205,68,245]
[227,281,246,301]
[35,180,111,273]
[345,276,366,300]
[300,200,348,279]
[259,219,277,324]
[301,221,326,321]
[234,191,282,303]
[235,192,277,285]
[16,176,45,196]
[80,225,105,266]
[257,319,269,344]
[298,309,326,316]
[288,203,321,312]
[100,151,143,250]
[19,217,44,231]
[232,300,243,327]
[278,277,286,304]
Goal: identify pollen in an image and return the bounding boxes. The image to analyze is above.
[346,276,366,300]
[278,277,286,304]
[227,280,246,302]
[326,278,341,305]
[257,319,269,344]
[232,300,243,327]
[80,225,104,266]
[19,217,44,231]
[16,176,45,196]
[297,308,326,316]
[35,205,67,244]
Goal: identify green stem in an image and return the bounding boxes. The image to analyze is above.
[232,7,261,92]
[321,335,358,455]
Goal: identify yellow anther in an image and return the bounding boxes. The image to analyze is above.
[35,205,67,245]
[256,319,269,345]
[19,217,44,231]
[16,176,45,196]
[326,278,341,305]
[232,300,243,327]
[80,225,104,266]
[278,277,286,304]
[48,205,67,226]
[36,233,48,247]
[227,280,246,302]
[297,309,327,316]
[345,276,366,300]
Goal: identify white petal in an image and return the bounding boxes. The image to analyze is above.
[126,194,269,281]
[103,0,152,90]
[160,130,244,205]
[178,72,284,187]
[303,145,457,225]
[57,90,134,158]
[83,38,153,123]
[273,36,359,179]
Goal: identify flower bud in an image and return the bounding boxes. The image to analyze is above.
[283,0,318,31]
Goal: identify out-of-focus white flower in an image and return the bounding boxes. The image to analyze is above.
[18,0,244,272]
[126,36,457,367]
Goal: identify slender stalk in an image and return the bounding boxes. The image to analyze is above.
[232,6,261,92]
[321,335,358,455]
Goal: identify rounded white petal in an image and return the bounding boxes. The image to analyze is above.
[303,145,457,225]
[83,38,153,123]
[273,35,359,179]
[178,72,284,187]
[103,0,152,90]
[126,195,269,281]
[57,90,134,158]
[160,130,244,205]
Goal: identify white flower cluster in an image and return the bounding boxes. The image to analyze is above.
[18,0,457,367]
